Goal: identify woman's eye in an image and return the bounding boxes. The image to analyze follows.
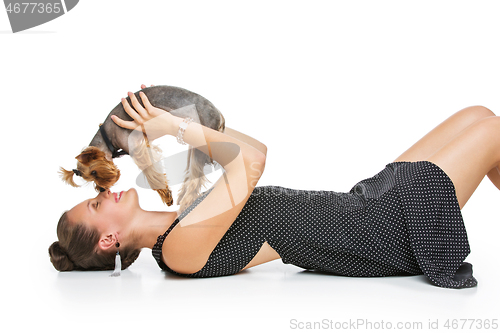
[94,202,99,209]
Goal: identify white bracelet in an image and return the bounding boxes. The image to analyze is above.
[176,117,193,145]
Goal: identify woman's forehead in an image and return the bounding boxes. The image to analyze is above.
[67,199,91,223]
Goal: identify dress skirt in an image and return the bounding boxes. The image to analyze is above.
[343,161,477,288]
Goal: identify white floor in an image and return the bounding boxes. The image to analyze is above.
[2,1,500,332]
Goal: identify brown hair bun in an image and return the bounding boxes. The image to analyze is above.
[48,241,75,271]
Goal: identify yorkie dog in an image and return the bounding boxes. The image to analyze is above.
[60,85,225,212]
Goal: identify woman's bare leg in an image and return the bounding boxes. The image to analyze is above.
[394,105,495,161]
[393,105,500,191]
[423,116,500,209]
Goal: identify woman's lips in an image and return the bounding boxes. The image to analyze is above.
[114,191,123,203]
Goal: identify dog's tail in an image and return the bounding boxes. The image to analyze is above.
[59,167,80,187]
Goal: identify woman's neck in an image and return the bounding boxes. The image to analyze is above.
[130,209,179,249]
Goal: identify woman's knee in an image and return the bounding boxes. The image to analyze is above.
[476,115,500,133]
[470,117,500,159]
[458,105,496,121]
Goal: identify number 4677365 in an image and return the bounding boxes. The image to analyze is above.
[6,2,62,14]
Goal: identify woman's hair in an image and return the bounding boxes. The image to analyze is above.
[48,211,141,272]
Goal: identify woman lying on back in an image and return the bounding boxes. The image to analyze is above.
[50,90,500,289]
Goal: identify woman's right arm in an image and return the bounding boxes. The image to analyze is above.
[224,127,267,157]
[139,84,267,156]
[113,91,266,274]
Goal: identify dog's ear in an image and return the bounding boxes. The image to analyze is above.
[76,147,106,164]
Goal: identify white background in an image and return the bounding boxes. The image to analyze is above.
[1,1,499,332]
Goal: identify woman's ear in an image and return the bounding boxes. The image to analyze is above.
[98,233,118,251]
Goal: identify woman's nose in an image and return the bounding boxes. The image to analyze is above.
[98,189,111,199]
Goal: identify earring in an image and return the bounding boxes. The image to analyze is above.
[109,242,121,277]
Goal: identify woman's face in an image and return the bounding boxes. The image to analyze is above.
[67,188,140,235]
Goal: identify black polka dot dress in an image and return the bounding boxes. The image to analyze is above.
[152,161,477,289]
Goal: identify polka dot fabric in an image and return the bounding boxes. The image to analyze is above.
[152,161,477,289]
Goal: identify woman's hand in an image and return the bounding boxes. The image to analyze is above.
[111,90,176,141]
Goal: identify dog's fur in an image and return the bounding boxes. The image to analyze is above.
[60,85,225,212]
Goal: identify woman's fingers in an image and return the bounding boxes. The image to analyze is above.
[115,89,162,133]
[139,91,168,119]
[121,97,142,123]
[128,91,148,119]
[111,114,138,130]
[119,88,166,133]
[139,91,154,110]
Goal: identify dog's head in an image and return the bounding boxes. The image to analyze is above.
[59,146,121,193]
[60,146,174,206]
